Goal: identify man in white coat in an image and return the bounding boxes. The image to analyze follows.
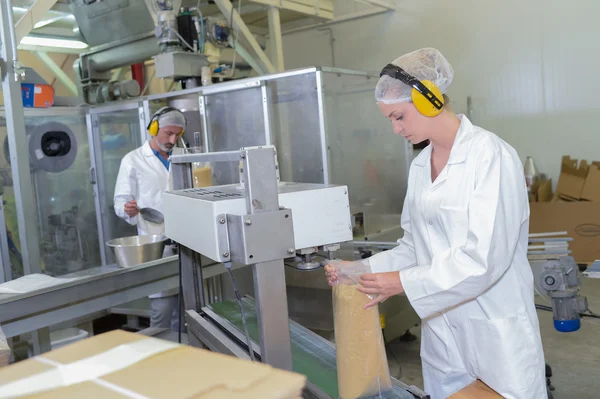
[114,107,185,331]
[326,48,547,399]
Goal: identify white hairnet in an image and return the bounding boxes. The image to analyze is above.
[156,107,186,129]
[375,48,454,105]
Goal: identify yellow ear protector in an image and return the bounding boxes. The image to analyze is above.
[147,107,185,136]
[379,64,445,117]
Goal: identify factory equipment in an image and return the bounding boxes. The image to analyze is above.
[164,145,426,398]
[539,256,588,332]
[71,0,233,103]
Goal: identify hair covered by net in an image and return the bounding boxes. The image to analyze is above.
[156,107,186,129]
[375,48,454,105]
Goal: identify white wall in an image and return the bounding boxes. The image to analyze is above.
[282,0,600,187]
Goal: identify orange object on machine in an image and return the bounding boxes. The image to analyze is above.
[21,83,54,108]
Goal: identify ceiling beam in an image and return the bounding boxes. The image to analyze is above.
[356,0,396,10]
[282,7,392,35]
[248,0,333,20]
[267,7,284,72]
[32,51,78,96]
[214,0,275,74]
[15,0,59,44]
[17,43,84,54]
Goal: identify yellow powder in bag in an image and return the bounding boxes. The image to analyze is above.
[333,284,392,399]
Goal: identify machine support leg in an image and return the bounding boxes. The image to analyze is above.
[253,260,293,370]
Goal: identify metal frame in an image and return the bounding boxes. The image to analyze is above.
[0,0,42,277]
[0,258,179,338]
[315,70,330,184]
[261,82,273,145]
[0,192,11,283]
[88,106,144,264]
[171,147,293,371]
[198,95,209,151]
[85,112,107,266]
[139,100,151,143]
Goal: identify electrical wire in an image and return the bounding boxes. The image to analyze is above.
[196,0,205,53]
[178,244,183,344]
[225,264,256,361]
[536,304,600,319]
[225,0,242,78]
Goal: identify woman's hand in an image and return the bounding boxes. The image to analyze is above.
[324,263,340,286]
[357,272,404,309]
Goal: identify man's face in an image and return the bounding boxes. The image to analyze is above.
[155,126,183,152]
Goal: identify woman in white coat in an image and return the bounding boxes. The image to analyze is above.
[326,48,547,399]
[114,107,185,331]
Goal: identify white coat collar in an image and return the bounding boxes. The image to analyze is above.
[142,140,156,158]
[140,140,169,177]
[413,114,475,167]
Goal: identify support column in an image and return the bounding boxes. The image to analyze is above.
[267,7,284,72]
[0,0,51,354]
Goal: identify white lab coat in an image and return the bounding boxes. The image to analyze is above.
[114,141,178,298]
[368,115,546,399]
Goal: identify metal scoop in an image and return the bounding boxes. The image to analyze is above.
[138,207,164,224]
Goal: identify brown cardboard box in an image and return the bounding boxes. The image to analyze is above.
[529,179,553,203]
[581,162,600,202]
[449,380,501,398]
[555,156,589,200]
[0,330,306,398]
[529,201,600,263]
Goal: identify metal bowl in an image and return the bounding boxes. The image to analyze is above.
[106,235,167,268]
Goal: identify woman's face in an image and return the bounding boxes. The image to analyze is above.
[377,101,430,144]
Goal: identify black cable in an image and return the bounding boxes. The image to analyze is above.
[536,304,600,319]
[225,264,256,361]
[178,244,182,344]
[580,313,600,319]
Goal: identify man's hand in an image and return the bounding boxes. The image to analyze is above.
[124,200,139,217]
[357,272,404,309]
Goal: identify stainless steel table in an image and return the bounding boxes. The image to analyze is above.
[0,257,179,340]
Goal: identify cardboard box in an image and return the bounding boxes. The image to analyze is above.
[555,156,589,200]
[581,162,600,202]
[449,380,501,398]
[529,201,600,263]
[529,179,553,203]
[0,330,306,398]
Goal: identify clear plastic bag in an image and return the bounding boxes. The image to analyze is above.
[330,260,392,399]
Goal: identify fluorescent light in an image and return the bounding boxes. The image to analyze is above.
[20,36,88,49]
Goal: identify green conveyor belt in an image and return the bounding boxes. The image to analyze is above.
[211,300,340,397]
[210,299,417,399]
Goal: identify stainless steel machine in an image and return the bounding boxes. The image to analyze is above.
[0,65,420,378]
[164,145,427,399]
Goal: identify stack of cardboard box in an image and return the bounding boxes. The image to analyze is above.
[529,156,600,263]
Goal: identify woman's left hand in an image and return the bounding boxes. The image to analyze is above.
[357,272,404,309]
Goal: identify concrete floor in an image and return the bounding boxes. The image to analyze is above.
[384,277,600,398]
